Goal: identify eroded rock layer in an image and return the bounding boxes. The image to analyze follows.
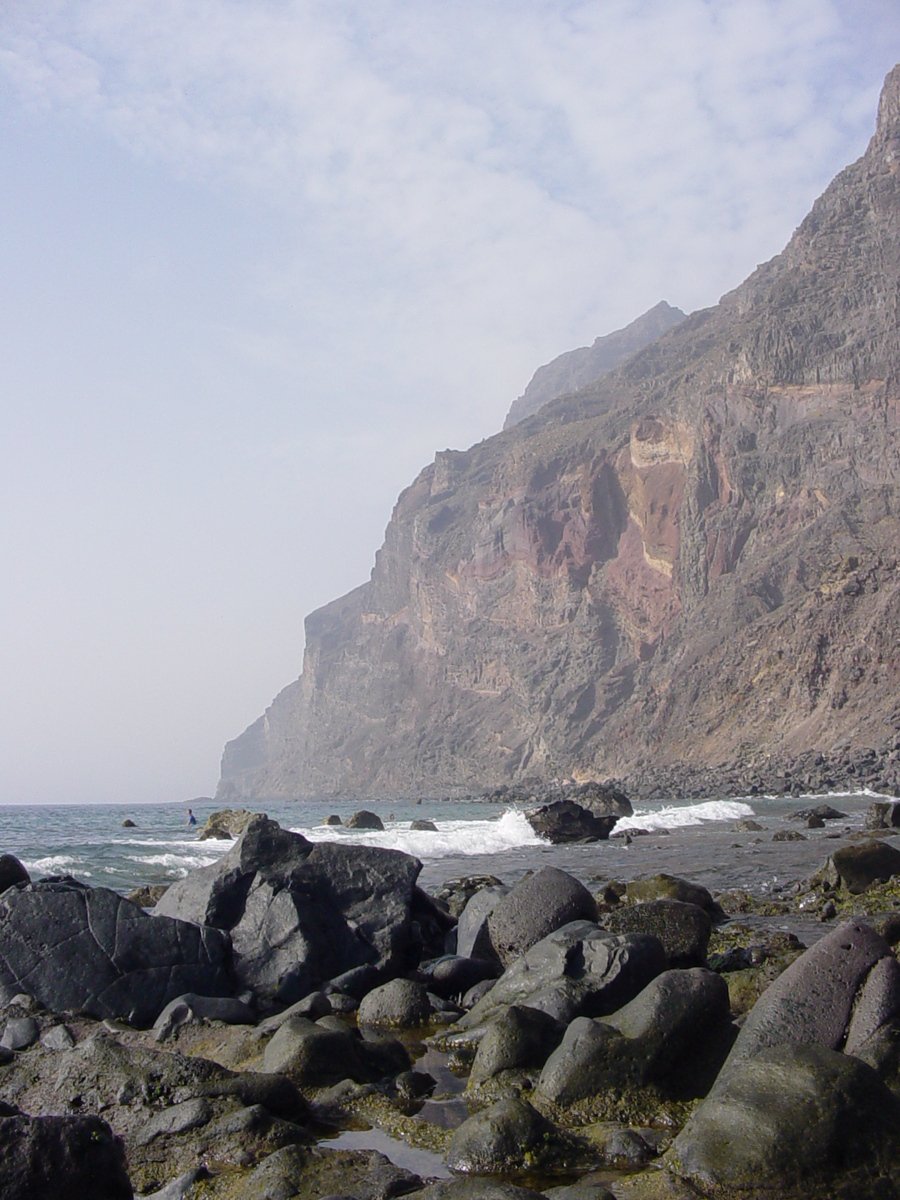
[219,67,900,801]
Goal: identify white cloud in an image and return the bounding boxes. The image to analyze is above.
[0,0,896,803]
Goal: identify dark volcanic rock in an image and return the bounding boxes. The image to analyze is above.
[820,840,900,893]
[0,856,29,895]
[866,800,900,829]
[216,68,900,804]
[456,885,508,960]
[453,922,665,1029]
[446,1097,573,1176]
[262,1016,408,1086]
[669,1044,900,1200]
[0,879,232,1026]
[603,900,711,968]
[722,920,894,1071]
[345,810,385,830]
[487,868,598,966]
[155,816,423,1009]
[469,1005,564,1085]
[357,979,432,1027]
[526,801,618,843]
[536,968,731,1112]
[0,1112,133,1200]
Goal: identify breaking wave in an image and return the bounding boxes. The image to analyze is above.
[617,799,755,832]
[294,809,546,858]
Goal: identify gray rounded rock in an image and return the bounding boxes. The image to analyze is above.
[445,1097,568,1175]
[670,1043,900,1198]
[469,1004,563,1084]
[345,810,385,830]
[487,868,598,967]
[357,979,432,1028]
[456,886,507,961]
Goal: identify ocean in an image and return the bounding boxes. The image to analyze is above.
[0,791,885,918]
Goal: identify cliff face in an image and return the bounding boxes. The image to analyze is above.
[503,300,686,429]
[219,67,900,801]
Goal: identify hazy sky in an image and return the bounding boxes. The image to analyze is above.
[1,2,897,805]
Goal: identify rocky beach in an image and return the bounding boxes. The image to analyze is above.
[0,788,899,1199]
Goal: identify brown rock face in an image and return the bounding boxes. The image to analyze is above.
[219,67,900,801]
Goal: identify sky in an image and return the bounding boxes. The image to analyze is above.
[1,1,897,806]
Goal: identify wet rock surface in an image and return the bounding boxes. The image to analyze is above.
[1,806,900,1199]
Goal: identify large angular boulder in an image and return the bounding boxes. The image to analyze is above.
[526,801,618,843]
[0,1111,133,1200]
[452,922,665,1031]
[487,868,598,966]
[0,879,232,1026]
[156,816,425,1008]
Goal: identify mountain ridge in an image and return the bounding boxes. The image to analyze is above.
[218,65,900,802]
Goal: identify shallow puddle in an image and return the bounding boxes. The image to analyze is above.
[324,1126,452,1178]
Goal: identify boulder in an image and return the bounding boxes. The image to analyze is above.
[537,969,731,1112]
[358,979,432,1028]
[602,900,711,967]
[241,1145,422,1200]
[410,819,439,831]
[487,868,598,966]
[0,856,29,895]
[469,1005,564,1085]
[789,804,847,821]
[453,922,665,1031]
[844,954,900,1054]
[624,875,724,921]
[262,1016,408,1086]
[558,781,633,817]
[819,840,900,893]
[418,955,501,999]
[324,815,343,826]
[410,1179,548,1199]
[0,1112,133,1200]
[152,993,257,1042]
[445,1097,574,1176]
[526,801,618,843]
[156,816,424,1009]
[432,875,505,919]
[0,879,233,1026]
[456,886,508,960]
[669,1044,900,1199]
[722,920,894,1071]
[866,800,900,830]
[197,808,258,840]
[345,810,385,830]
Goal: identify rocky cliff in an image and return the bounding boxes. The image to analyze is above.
[503,300,686,429]
[219,66,900,801]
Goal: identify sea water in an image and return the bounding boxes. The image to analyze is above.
[0,790,883,904]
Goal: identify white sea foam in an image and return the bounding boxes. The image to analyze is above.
[126,853,221,871]
[24,855,90,876]
[293,809,546,858]
[617,799,755,832]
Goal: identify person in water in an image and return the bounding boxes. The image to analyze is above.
[187,808,197,827]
